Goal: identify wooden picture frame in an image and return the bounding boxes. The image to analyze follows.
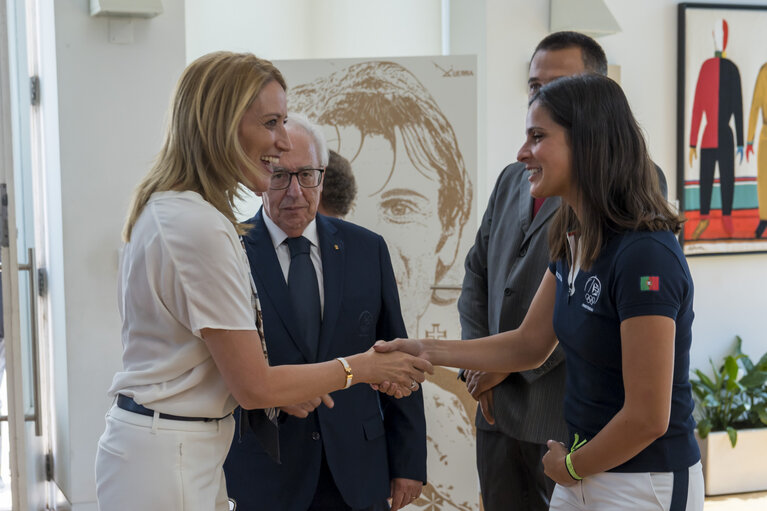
[677,2,767,255]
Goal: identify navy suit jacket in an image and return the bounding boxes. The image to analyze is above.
[224,211,427,511]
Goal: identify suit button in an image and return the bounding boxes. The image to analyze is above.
[503,288,512,296]
[312,432,320,440]
[518,246,528,257]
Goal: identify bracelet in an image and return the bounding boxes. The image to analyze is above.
[565,453,582,481]
[336,357,353,389]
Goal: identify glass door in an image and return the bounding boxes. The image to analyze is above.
[1,0,50,509]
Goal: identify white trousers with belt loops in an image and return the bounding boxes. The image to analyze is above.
[95,404,235,511]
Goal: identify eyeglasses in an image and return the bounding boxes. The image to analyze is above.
[269,168,324,190]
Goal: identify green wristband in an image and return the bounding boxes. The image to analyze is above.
[565,452,582,481]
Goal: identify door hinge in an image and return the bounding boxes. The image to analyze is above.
[0,184,8,248]
[30,75,40,106]
[38,267,48,296]
[45,452,54,481]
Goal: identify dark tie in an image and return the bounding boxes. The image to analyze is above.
[286,236,321,361]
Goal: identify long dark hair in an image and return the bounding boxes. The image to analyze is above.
[533,74,684,269]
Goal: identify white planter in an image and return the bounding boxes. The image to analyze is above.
[697,428,767,495]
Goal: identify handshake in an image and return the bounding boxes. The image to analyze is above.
[368,338,431,399]
[279,338,432,419]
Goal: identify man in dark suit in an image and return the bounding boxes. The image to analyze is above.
[458,31,668,511]
[224,114,426,511]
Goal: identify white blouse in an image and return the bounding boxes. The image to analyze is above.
[108,191,255,418]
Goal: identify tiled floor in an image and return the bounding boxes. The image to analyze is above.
[705,491,767,510]
[0,476,763,509]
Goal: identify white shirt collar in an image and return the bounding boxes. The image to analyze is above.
[262,209,319,249]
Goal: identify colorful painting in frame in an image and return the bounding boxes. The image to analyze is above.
[678,3,767,255]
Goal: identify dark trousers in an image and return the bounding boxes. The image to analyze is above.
[476,429,555,511]
[308,448,388,511]
[699,135,735,216]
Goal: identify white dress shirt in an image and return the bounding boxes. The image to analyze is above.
[262,212,325,316]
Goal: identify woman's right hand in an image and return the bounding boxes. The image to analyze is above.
[350,347,433,396]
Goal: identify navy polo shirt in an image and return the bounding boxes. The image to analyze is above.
[549,230,700,472]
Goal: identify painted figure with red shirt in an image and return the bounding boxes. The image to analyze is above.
[689,18,744,239]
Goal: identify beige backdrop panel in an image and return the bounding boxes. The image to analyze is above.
[277,55,479,511]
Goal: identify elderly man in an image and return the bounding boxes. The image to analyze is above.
[458,31,668,511]
[224,114,426,511]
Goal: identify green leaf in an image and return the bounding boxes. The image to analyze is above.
[710,359,724,387]
[724,356,739,382]
[755,404,767,426]
[756,352,767,371]
[741,356,755,373]
[729,403,747,421]
[724,378,742,393]
[697,419,712,438]
[740,370,767,389]
[693,369,717,391]
[726,426,738,447]
[702,394,720,409]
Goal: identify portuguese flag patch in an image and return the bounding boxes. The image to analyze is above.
[640,276,660,291]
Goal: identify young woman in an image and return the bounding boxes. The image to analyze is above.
[95,52,431,511]
[377,74,704,510]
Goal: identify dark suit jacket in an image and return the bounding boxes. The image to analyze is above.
[224,211,426,511]
[457,162,569,444]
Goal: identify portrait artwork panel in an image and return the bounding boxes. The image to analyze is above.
[678,3,767,255]
[273,55,479,510]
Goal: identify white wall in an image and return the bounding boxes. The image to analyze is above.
[50,0,185,508]
[185,0,443,62]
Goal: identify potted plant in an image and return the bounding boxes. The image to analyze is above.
[690,336,767,495]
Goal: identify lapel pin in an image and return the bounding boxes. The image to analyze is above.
[334,244,339,250]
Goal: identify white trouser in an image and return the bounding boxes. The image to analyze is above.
[95,404,236,511]
[550,461,704,511]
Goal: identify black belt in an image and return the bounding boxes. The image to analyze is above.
[116,394,230,422]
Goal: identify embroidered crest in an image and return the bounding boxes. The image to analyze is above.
[359,310,374,335]
[584,275,602,306]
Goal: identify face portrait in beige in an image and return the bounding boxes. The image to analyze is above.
[289,61,473,337]
[287,59,478,510]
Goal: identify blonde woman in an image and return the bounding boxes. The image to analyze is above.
[94,52,431,511]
